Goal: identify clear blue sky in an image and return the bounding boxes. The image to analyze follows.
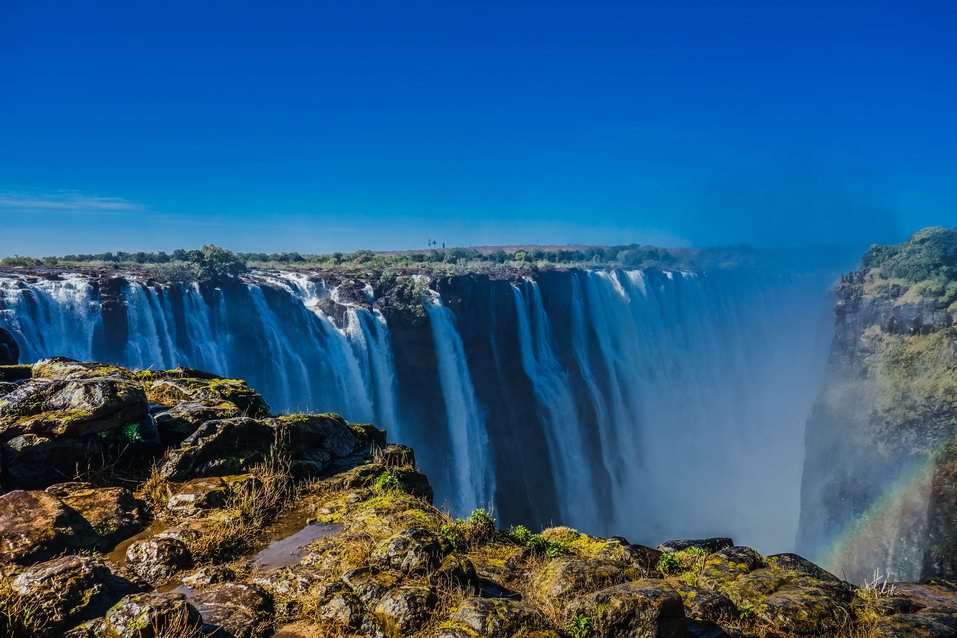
[1,0,954,256]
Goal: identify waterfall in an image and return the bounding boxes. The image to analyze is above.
[512,280,601,525]
[424,296,494,514]
[0,266,834,553]
[0,274,101,361]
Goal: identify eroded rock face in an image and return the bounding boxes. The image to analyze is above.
[370,528,445,575]
[165,477,229,516]
[32,357,133,381]
[0,489,94,564]
[0,372,156,490]
[145,377,269,416]
[153,400,242,447]
[372,584,438,637]
[0,377,149,439]
[721,568,854,634]
[533,558,630,605]
[0,327,18,365]
[157,417,275,480]
[104,592,203,638]
[12,555,139,631]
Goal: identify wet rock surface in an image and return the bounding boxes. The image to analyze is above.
[0,326,18,365]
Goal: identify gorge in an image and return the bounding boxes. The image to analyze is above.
[1,258,837,552]
[1,230,956,589]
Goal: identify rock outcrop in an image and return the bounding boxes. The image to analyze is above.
[799,227,957,583]
[1,357,956,638]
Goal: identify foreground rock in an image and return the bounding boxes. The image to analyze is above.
[12,555,139,632]
[0,489,95,564]
[1,358,954,638]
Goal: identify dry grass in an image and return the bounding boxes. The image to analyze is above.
[184,443,294,565]
[0,577,50,637]
[140,460,175,516]
[145,606,205,638]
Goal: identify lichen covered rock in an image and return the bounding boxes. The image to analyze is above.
[104,591,203,638]
[125,536,192,583]
[438,597,546,638]
[564,579,687,638]
[12,555,139,631]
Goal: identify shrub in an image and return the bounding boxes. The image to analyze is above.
[862,227,957,283]
[657,552,681,574]
[374,471,402,492]
[509,524,569,558]
[188,244,248,279]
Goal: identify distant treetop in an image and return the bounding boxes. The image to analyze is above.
[861,226,957,283]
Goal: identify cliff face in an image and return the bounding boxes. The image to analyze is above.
[1,265,838,549]
[799,237,957,582]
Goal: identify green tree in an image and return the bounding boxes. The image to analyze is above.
[188,245,248,279]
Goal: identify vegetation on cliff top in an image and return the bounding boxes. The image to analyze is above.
[860,227,957,307]
[0,243,759,282]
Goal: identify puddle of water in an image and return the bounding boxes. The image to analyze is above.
[252,522,341,570]
[105,520,170,565]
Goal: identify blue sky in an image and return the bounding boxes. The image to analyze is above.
[1,0,954,256]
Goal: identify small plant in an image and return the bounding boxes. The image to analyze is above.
[439,508,501,550]
[122,422,146,442]
[510,524,533,544]
[509,525,569,558]
[737,602,755,620]
[441,523,465,552]
[466,508,498,541]
[140,461,174,516]
[657,552,681,574]
[568,612,593,638]
[545,540,569,558]
[657,546,708,581]
[857,568,899,611]
[374,471,402,492]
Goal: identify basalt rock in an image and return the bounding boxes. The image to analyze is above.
[0,489,95,564]
[125,536,192,583]
[104,591,204,638]
[152,400,242,447]
[438,598,547,638]
[191,582,273,638]
[0,327,18,365]
[45,482,145,548]
[145,376,269,416]
[157,417,275,481]
[0,376,149,439]
[564,579,688,638]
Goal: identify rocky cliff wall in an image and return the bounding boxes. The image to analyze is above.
[799,263,957,582]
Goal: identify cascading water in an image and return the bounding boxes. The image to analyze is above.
[424,295,494,514]
[0,265,835,553]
